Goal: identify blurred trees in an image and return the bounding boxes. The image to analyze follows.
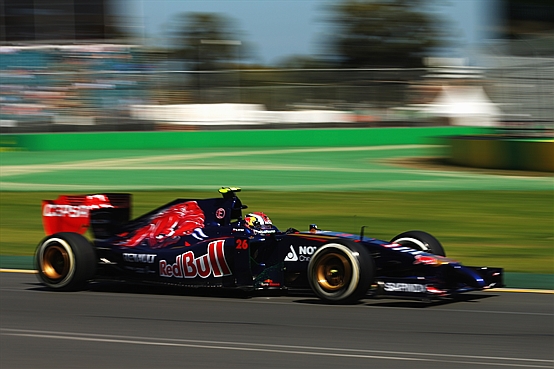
[166,2,447,69]
[324,0,445,67]
[159,2,450,107]
[168,12,247,70]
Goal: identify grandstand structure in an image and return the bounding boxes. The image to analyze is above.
[0,44,151,132]
[0,0,149,132]
[0,0,552,133]
[0,0,115,43]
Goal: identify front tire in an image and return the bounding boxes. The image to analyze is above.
[307,241,374,304]
[35,232,97,291]
[391,230,446,256]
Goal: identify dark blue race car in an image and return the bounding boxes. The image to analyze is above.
[35,187,503,304]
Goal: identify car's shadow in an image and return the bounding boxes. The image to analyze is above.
[293,293,497,308]
[28,281,253,299]
[27,281,498,307]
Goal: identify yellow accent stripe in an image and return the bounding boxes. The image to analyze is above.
[0,269,37,274]
[493,288,554,294]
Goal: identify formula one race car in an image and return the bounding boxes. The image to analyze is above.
[35,187,503,303]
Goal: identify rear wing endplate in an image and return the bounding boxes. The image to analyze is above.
[42,194,130,235]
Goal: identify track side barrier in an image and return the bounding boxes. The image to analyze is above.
[449,135,554,172]
[1,127,491,151]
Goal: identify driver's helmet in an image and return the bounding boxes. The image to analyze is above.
[244,212,275,234]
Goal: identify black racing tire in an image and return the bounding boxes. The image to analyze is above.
[35,232,97,291]
[307,240,374,304]
[391,230,446,256]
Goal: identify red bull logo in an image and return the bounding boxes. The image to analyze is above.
[159,240,231,278]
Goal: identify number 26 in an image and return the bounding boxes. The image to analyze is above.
[235,239,248,250]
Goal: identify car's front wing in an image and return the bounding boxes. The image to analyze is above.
[373,266,504,299]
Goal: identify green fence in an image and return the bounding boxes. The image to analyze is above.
[1,127,491,151]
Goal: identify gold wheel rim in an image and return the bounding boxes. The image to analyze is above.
[42,244,70,280]
[315,252,352,292]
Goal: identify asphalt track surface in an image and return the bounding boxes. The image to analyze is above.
[1,272,552,369]
[1,145,552,367]
[2,146,553,191]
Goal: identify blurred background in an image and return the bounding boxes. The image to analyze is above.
[0,0,552,133]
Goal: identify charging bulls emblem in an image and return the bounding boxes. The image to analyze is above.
[119,201,206,248]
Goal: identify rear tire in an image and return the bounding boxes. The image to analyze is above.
[308,241,374,304]
[391,230,446,256]
[35,232,97,291]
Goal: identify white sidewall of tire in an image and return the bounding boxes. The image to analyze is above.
[309,243,361,300]
[393,237,429,251]
[37,237,76,288]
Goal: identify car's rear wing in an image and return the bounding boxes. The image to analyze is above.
[42,194,131,237]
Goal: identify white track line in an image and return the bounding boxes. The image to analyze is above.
[0,145,434,177]
[1,328,552,367]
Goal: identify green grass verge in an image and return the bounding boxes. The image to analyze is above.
[1,190,552,274]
